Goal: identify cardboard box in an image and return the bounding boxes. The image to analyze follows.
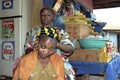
[68,41,111,62]
[89,75,105,80]
[75,74,105,80]
[68,41,99,62]
[75,74,90,80]
[69,48,100,62]
[65,24,90,40]
[68,47,112,62]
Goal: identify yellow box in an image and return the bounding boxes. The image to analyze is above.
[99,47,112,62]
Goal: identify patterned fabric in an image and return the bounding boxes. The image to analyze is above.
[24,26,74,52]
[36,27,59,42]
[24,26,75,80]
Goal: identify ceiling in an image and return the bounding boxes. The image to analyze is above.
[93,0,120,9]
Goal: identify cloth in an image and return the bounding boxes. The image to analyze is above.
[70,56,120,80]
[12,50,64,80]
[13,57,21,74]
[70,61,107,75]
[106,56,120,80]
[29,60,57,80]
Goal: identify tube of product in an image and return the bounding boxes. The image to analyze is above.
[52,0,63,13]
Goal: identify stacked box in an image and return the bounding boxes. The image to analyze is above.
[68,42,112,62]
[63,12,90,40]
[69,48,100,62]
[65,24,90,40]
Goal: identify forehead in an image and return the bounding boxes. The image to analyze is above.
[39,36,55,43]
[39,36,56,48]
[41,8,53,13]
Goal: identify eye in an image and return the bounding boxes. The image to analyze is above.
[47,12,53,15]
[40,45,46,49]
[49,48,55,52]
[41,15,45,17]
[41,13,45,16]
[47,14,52,16]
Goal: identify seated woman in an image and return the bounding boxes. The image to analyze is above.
[12,27,65,80]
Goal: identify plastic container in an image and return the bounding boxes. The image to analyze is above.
[52,0,63,12]
[78,38,107,50]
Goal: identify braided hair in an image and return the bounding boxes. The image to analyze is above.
[36,27,59,42]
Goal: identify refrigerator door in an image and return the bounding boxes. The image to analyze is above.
[0,18,23,76]
[0,0,22,18]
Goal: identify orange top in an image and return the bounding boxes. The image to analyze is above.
[12,50,64,80]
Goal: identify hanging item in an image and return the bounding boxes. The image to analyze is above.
[2,0,13,10]
[52,0,63,13]
[2,19,14,39]
[1,19,15,62]
[2,40,15,61]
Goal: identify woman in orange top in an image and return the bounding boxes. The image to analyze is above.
[12,27,64,80]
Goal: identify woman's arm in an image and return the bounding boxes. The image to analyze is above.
[56,28,75,55]
[57,42,75,55]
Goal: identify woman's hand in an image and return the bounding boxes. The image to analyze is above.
[56,42,74,55]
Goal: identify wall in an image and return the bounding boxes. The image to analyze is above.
[21,0,32,54]
[0,0,32,76]
[32,0,43,28]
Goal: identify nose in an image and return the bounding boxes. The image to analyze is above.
[43,15,48,19]
[41,48,50,54]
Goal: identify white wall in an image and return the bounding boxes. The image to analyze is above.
[93,7,120,27]
[0,0,32,76]
[21,0,32,55]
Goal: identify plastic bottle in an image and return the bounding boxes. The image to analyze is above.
[52,0,63,13]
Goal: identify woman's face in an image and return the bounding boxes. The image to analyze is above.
[40,8,54,26]
[38,36,56,59]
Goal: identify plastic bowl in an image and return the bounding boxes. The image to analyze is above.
[78,38,107,50]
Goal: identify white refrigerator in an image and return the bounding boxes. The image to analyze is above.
[0,0,32,76]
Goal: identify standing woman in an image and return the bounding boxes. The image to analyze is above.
[24,6,75,80]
